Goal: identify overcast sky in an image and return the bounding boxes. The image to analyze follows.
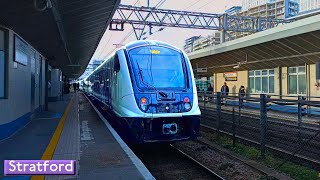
[91,0,241,61]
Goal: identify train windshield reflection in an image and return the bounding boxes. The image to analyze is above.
[128,46,186,89]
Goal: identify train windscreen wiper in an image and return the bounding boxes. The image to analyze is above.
[136,62,168,98]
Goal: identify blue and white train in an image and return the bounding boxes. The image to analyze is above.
[81,40,201,143]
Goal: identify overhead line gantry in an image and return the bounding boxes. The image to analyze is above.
[109,4,292,41]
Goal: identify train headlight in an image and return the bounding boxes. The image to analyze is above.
[183,97,191,111]
[140,97,149,112]
[141,97,147,104]
[184,102,191,111]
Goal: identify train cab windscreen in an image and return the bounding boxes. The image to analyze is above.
[128,46,186,89]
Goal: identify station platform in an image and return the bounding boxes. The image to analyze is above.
[0,92,154,180]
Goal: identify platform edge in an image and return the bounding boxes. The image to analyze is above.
[84,94,155,180]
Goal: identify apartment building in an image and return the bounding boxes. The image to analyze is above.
[225,6,242,15]
[183,36,201,53]
[227,0,298,40]
[298,0,320,12]
[192,32,221,52]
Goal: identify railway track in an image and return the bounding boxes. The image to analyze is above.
[196,134,291,180]
[201,116,320,169]
[199,106,320,166]
[130,143,224,180]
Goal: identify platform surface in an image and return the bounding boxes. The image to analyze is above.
[46,92,153,180]
[1,92,154,180]
[0,94,72,179]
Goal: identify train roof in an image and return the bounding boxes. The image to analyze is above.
[123,40,180,51]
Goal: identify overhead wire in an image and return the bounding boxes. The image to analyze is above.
[96,34,112,60]
[99,0,141,60]
[150,0,203,39]
[101,0,168,60]
[197,0,215,10]
[155,0,166,8]
[100,0,204,60]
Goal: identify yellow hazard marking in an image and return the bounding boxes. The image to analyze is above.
[31,96,74,180]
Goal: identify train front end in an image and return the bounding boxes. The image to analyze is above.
[122,41,201,143]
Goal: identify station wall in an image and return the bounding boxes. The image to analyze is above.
[0,27,47,140]
[210,64,320,98]
[215,71,248,94]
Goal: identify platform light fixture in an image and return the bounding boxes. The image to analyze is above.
[233,64,240,69]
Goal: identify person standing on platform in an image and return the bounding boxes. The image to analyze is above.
[206,83,213,102]
[239,85,246,108]
[207,83,213,93]
[73,83,77,92]
[67,83,70,94]
[221,82,229,105]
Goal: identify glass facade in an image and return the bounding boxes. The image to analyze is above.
[288,66,306,95]
[196,76,213,92]
[249,69,275,94]
[0,29,5,98]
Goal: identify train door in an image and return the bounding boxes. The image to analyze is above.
[105,62,110,105]
[103,64,108,104]
[34,52,40,110]
[30,50,36,112]
[108,60,112,107]
[110,57,115,109]
[39,56,43,109]
[113,54,120,109]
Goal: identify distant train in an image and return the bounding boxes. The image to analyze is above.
[81,40,201,143]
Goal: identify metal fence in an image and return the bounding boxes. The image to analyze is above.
[198,91,320,169]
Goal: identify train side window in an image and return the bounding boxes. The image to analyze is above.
[114,54,120,72]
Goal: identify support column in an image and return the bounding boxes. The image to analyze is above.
[278,67,282,99]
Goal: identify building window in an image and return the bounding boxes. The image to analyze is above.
[288,66,306,95]
[249,69,274,94]
[0,29,6,98]
[196,76,213,91]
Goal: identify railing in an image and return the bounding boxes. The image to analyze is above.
[198,91,320,169]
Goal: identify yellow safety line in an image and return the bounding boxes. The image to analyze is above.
[31,96,74,180]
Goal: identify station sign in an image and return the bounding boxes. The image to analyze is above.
[224,72,237,81]
[14,35,29,66]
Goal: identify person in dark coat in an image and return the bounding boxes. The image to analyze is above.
[221,82,229,105]
[73,83,77,92]
[221,82,229,96]
[206,83,214,102]
[207,83,213,93]
[239,85,246,108]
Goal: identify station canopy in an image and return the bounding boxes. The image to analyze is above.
[189,14,320,76]
[0,0,120,78]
